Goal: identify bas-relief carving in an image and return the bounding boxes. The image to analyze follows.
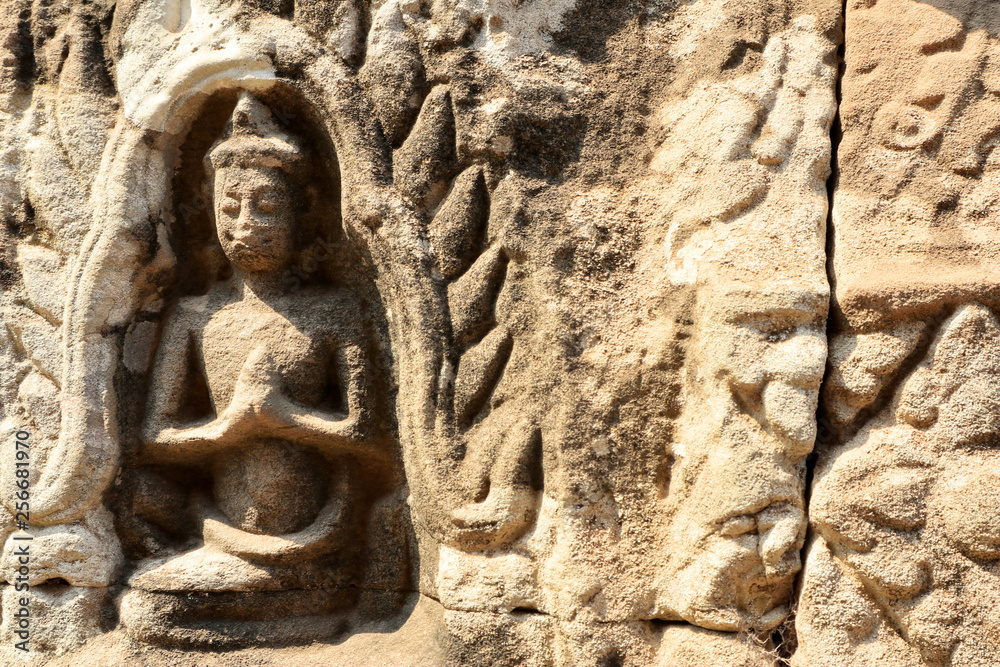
[1,0,548,654]
[0,0,119,651]
[658,284,827,633]
[117,92,405,645]
[833,0,1000,319]
[655,5,835,626]
[798,305,1000,667]
[794,0,1000,665]
[20,0,1000,664]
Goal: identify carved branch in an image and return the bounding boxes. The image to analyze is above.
[297,43,538,552]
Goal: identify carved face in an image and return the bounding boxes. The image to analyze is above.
[698,289,827,453]
[214,165,295,274]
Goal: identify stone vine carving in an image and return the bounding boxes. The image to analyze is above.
[0,0,119,650]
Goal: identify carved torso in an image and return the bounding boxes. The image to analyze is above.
[191,287,356,417]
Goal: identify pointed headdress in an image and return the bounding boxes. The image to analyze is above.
[208,92,306,172]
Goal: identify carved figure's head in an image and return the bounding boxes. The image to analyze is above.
[207,93,306,275]
[695,284,828,454]
[662,283,827,628]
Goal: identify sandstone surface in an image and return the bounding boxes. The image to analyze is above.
[0,0,993,665]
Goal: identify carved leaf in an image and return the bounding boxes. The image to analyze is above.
[455,326,512,428]
[824,323,924,428]
[393,85,457,211]
[5,308,61,384]
[17,370,61,442]
[359,1,427,146]
[0,321,23,418]
[429,166,489,280]
[448,244,507,348]
[15,243,67,325]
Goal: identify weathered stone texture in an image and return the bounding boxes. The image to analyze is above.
[0,0,994,665]
[797,1,1000,665]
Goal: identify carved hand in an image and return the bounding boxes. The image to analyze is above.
[141,347,377,466]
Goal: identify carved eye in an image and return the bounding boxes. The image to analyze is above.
[256,192,280,214]
[763,327,796,343]
[221,197,240,217]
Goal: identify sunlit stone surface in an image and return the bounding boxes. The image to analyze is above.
[0,0,993,665]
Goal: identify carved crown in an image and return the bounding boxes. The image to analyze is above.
[208,92,305,172]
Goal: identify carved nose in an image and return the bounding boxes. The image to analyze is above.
[767,331,826,388]
[237,207,260,232]
[231,211,273,245]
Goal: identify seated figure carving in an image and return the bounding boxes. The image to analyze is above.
[119,93,386,644]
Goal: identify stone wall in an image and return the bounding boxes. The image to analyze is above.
[0,0,995,664]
